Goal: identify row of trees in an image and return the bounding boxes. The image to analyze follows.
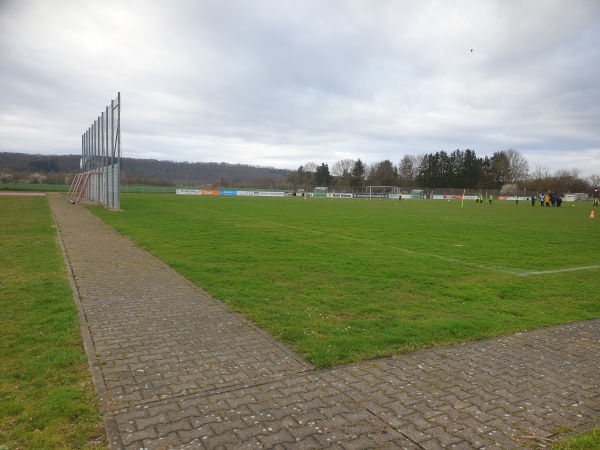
[287,149,600,195]
[2,150,598,195]
[1,172,38,184]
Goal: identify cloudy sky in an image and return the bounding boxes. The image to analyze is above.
[1,0,599,175]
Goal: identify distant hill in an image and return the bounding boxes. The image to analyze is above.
[0,152,290,186]
[0,152,81,173]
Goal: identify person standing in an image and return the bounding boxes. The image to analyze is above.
[515,195,519,204]
[488,194,493,205]
[531,194,536,206]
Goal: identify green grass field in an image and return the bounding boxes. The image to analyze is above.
[1,193,598,449]
[0,182,70,192]
[0,196,105,449]
[0,182,177,194]
[91,194,600,368]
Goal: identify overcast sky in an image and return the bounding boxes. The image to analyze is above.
[1,0,599,176]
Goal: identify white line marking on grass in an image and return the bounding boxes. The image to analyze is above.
[205,208,598,277]
[516,265,600,277]
[205,208,524,276]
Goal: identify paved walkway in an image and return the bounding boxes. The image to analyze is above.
[49,195,600,449]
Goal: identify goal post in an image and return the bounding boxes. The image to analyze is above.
[410,189,424,199]
[313,186,329,198]
[366,186,398,198]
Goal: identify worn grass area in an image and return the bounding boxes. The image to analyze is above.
[0,196,105,449]
[91,195,599,368]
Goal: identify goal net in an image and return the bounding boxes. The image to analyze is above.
[367,186,398,198]
[313,186,329,198]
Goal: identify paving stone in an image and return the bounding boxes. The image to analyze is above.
[49,195,600,450]
[280,435,320,449]
[257,429,296,447]
[202,430,239,448]
[427,425,463,446]
[134,412,168,431]
[121,427,158,446]
[156,418,192,436]
[143,432,182,449]
[453,426,492,448]
[340,436,382,450]
[398,423,431,444]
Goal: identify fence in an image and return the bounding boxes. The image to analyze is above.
[69,93,121,209]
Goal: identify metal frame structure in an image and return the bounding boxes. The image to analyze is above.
[367,186,399,195]
[67,172,92,204]
[68,93,121,209]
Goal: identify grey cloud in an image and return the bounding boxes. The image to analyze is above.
[1,0,599,175]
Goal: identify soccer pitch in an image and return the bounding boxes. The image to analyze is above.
[91,195,600,367]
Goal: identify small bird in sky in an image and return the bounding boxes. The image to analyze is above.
[470,49,473,52]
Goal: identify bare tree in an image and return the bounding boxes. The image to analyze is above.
[531,165,552,180]
[331,158,355,188]
[303,161,317,173]
[0,172,13,183]
[398,155,420,188]
[29,172,46,184]
[554,167,585,193]
[588,173,600,192]
[504,149,529,183]
[526,165,552,193]
[331,159,355,177]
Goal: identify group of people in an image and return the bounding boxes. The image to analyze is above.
[473,192,564,206]
[536,192,562,207]
[474,194,493,204]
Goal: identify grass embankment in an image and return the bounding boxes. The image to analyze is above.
[91,195,600,368]
[0,196,105,449]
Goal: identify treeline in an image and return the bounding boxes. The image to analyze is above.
[119,158,289,186]
[0,152,290,186]
[2,150,598,195]
[287,149,600,195]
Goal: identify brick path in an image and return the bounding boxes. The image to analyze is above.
[49,195,600,449]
